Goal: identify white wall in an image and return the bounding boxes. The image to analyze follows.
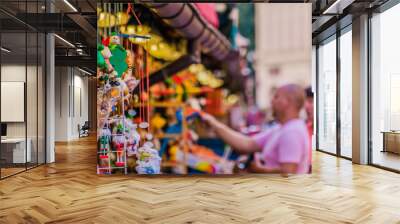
[1,65,36,138]
[1,64,45,163]
[54,67,89,141]
[254,3,312,109]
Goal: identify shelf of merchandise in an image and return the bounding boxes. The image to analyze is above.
[97,84,128,175]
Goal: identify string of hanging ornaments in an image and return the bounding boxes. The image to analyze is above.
[97,3,160,175]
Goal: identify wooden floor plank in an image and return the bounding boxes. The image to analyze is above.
[0,136,400,223]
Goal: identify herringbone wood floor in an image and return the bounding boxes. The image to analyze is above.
[1,136,400,224]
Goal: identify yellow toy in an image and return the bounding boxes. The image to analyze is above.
[151,113,167,130]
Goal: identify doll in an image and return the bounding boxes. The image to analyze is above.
[113,135,125,167]
[125,121,141,156]
[100,45,114,73]
[99,127,112,159]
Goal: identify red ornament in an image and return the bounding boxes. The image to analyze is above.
[102,37,110,46]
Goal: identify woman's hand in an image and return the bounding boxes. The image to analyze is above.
[200,112,216,125]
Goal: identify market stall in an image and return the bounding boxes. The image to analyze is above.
[96,3,252,175]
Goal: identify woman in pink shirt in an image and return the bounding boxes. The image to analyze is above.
[202,84,310,175]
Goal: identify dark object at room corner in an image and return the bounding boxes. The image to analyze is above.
[79,121,90,138]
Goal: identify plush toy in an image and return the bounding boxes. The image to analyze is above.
[135,145,161,174]
[109,32,128,78]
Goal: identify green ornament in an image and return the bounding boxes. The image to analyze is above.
[109,45,128,78]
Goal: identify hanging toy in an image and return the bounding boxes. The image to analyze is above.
[139,122,149,129]
[125,121,140,156]
[109,32,128,78]
[125,108,136,119]
[126,50,135,70]
[120,80,130,99]
[99,127,112,159]
[124,76,140,93]
[100,42,114,73]
[113,135,125,167]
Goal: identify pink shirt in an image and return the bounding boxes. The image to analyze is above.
[252,119,310,174]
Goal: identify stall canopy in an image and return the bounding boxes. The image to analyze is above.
[146,3,231,61]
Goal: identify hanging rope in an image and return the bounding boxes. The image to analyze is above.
[146,43,150,132]
[130,3,142,26]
